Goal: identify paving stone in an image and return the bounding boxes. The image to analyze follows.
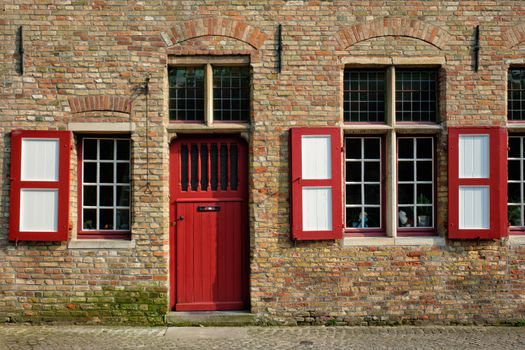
[0,326,524,350]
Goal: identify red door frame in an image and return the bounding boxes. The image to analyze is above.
[169,135,249,311]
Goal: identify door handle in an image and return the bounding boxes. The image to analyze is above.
[172,215,184,226]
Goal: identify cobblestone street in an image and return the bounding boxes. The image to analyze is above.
[0,325,523,350]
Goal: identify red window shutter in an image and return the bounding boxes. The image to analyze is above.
[448,127,508,239]
[290,127,342,240]
[9,130,71,241]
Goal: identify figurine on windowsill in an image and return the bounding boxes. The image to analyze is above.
[351,211,368,228]
[398,210,413,227]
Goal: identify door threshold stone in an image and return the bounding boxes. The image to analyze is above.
[165,311,256,326]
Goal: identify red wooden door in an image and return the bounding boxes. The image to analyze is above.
[169,136,248,311]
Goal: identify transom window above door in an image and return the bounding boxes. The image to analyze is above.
[168,57,250,124]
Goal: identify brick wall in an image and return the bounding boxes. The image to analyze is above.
[0,1,524,325]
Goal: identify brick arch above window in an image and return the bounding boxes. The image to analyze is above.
[502,23,525,49]
[161,17,268,50]
[68,96,132,114]
[335,17,451,51]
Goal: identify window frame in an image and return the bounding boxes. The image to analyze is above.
[507,67,525,122]
[343,66,440,125]
[168,56,251,125]
[507,66,525,235]
[76,135,132,240]
[508,134,525,235]
[396,135,437,237]
[344,135,386,237]
[343,64,442,238]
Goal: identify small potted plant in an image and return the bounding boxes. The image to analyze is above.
[416,194,431,227]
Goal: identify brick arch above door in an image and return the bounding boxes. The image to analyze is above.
[161,17,268,50]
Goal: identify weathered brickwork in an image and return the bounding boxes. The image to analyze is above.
[0,0,524,325]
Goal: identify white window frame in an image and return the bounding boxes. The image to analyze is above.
[397,136,435,230]
[80,137,131,233]
[508,135,525,229]
[343,64,441,238]
[345,136,383,230]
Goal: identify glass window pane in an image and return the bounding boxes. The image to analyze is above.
[508,183,521,203]
[117,140,130,160]
[346,161,361,182]
[364,138,380,159]
[364,161,380,182]
[347,207,364,228]
[83,209,97,230]
[509,160,521,181]
[417,184,433,204]
[508,205,522,226]
[343,69,386,122]
[416,161,433,181]
[83,162,97,183]
[83,139,97,160]
[395,70,438,122]
[398,184,414,204]
[363,207,380,228]
[346,184,361,204]
[416,206,433,227]
[398,206,414,227]
[117,163,130,184]
[100,163,114,183]
[346,138,361,159]
[83,186,97,206]
[417,138,433,158]
[116,186,130,207]
[99,140,114,160]
[99,209,114,230]
[99,185,114,206]
[509,137,521,158]
[398,139,413,159]
[116,209,130,230]
[364,184,380,204]
[398,161,414,181]
[213,66,250,122]
[508,69,525,120]
[169,67,205,121]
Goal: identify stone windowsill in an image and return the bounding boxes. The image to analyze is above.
[508,235,525,245]
[68,122,135,133]
[342,236,446,247]
[68,239,136,249]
